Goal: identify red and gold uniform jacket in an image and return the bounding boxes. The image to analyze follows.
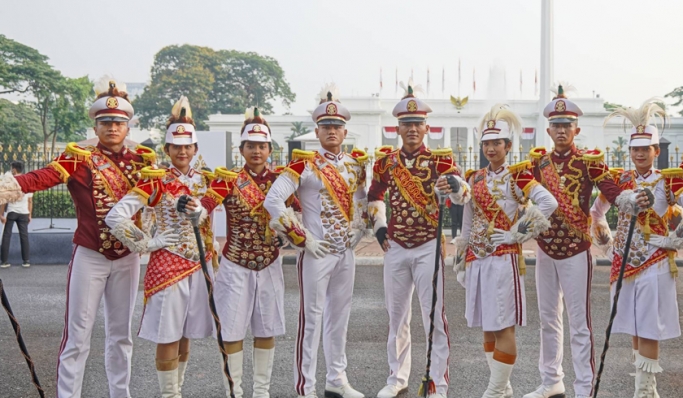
[201,165,299,271]
[125,166,211,299]
[530,146,621,259]
[367,144,464,249]
[591,168,683,283]
[15,142,155,260]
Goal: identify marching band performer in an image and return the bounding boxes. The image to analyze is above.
[0,76,156,397]
[455,104,557,398]
[106,97,213,398]
[590,98,681,398]
[264,85,368,398]
[367,80,470,398]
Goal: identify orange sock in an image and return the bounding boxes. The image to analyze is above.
[493,349,516,365]
[483,341,495,353]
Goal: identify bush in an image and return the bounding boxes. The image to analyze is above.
[32,190,76,218]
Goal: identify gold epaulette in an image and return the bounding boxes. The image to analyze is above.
[135,145,157,165]
[431,148,454,157]
[214,166,238,181]
[661,168,683,178]
[65,142,92,160]
[509,160,532,174]
[350,148,369,164]
[465,169,476,181]
[529,147,547,160]
[140,166,166,179]
[291,149,316,161]
[582,148,605,162]
[201,169,216,182]
[375,145,394,159]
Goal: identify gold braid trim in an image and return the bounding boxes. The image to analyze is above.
[393,175,438,227]
[291,149,316,161]
[311,166,352,222]
[375,145,394,159]
[135,144,157,165]
[281,168,302,184]
[431,148,454,157]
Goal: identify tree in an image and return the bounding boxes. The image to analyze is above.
[0,99,42,146]
[287,121,311,141]
[0,35,93,156]
[603,101,624,112]
[134,44,296,130]
[665,86,683,116]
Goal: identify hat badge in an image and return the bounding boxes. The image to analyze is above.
[486,120,496,129]
[177,125,186,133]
[555,100,566,112]
[407,100,418,112]
[636,125,645,134]
[253,125,262,132]
[106,97,119,109]
[326,103,337,115]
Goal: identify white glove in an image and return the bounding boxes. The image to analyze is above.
[349,229,364,250]
[648,234,682,251]
[147,229,180,252]
[306,239,331,259]
[490,228,515,246]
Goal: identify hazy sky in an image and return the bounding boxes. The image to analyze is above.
[2,0,682,115]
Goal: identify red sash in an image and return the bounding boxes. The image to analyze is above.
[389,152,438,227]
[91,151,133,201]
[235,169,268,215]
[312,153,352,221]
[466,169,519,261]
[538,155,590,240]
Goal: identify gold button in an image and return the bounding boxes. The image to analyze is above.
[98,220,102,225]
[98,248,104,253]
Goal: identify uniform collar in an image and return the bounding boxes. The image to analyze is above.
[400,144,427,160]
[635,168,655,180]
[319,147,344,162]
[552,145,577,159]
[169,166,196,178]
[488,163,508,175]
[97,142,128,159]
[243,164,269,179]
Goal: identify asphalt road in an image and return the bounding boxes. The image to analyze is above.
[0,263,681,398]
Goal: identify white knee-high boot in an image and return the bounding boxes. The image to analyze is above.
[177,360,188,393]
[634,353,662,398]
[482,358,514,398]
[221,351,244,398]
[485,352,513,398]
[157,357,181,398]
[253,348,275,398]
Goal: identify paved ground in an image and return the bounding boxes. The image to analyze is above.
[1,246,682,397]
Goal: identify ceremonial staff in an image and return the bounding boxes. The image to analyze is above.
[419,179,450,397]
[593,189,653,398]
[0,279,44,398]
[177,195,235,398]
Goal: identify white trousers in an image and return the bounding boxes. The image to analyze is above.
[535,249,595,397]
[215,257,286,341]
[465,254,526,331]
[384,239,450,395]
[611,259,681,341]
[138,267,214,344]
[57,246,140,398]
[294,249,356,396]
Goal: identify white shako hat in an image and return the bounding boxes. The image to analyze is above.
[312,83,351,126]
[478,103,522,142]
[543,84,583,124]
[88,75,134,122]
[241,107,272,143]
[165,96,197,145]
[392,78,432,122]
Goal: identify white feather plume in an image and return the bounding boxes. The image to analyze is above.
[93,75,127,96]
[317,83,340,103]
[604,97,668,131]
[478,103,522,137]
[550,81,577,96]
[399,78,424,98]
[244,106,256,120]
[171,96,192,121]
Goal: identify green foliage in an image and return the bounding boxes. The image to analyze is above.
[0,99,42,146]
[287,121,311,141]
[0,35,93,155]
[32,190,76,218]
[665,86,683,116]
[603,101,624,112]
[134,44,296,130]
[610,136,628,168]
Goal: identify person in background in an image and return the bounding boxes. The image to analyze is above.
[0,161,33,268]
